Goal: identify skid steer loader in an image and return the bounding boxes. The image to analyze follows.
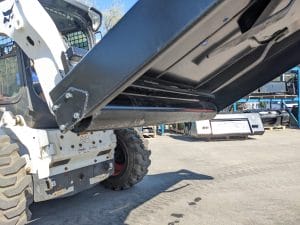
[0,0,300,224]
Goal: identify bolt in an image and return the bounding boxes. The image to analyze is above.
[103,162,110,170]
[65,92,73,99]
[59,125,66,131]
[52,105,60,111]
[73,112,80,120]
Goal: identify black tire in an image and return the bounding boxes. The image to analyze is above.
[0,135,33,225]
[102,129,151,190]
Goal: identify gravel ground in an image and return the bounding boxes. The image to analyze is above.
[29,129,300,225]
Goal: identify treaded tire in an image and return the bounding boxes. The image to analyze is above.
[102,129,151,190]
[0,135,33,225]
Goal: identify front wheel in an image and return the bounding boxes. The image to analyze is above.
[102,129,151,190]
[0,135,33,225]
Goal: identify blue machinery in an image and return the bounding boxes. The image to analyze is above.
[233,67,300,128]
[293,66,300,128]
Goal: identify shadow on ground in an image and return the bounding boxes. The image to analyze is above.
[29,170,213,225]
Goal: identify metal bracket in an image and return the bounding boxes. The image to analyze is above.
[52,87,89,132]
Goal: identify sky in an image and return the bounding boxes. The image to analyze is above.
[95,0,138,13]
[93,0,138,39]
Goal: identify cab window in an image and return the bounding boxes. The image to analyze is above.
[0,35,20,102]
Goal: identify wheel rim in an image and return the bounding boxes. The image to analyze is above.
[112,138,128,176]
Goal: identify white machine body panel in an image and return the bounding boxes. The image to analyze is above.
[0,110,116,179]
[0,0,66,109]
[190,113,264,138]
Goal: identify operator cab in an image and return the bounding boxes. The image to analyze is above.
[41,0,102,67]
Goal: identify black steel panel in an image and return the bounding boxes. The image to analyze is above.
[50,0,220,131]
[214,30,300,109]
[50,0,300,132]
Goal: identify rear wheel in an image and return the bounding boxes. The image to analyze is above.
[0,135,33,225]
[102,129,151,190]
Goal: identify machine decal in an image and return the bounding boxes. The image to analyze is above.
[2,4,14,27]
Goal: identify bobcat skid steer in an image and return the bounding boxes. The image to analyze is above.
[0,0,300,224]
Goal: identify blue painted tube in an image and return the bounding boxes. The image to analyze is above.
[298,68,300,128]
[233,103,237,112]
[292,66,300,128]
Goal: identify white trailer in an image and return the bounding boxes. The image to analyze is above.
[185,113,264,139]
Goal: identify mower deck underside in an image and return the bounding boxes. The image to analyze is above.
[49,0,300,131]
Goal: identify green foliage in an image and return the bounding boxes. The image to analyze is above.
[259,101,267,109]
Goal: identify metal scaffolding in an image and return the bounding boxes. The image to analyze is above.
[233,66,300,128]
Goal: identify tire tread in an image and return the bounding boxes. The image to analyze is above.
[0,135,32,225]
[103,129,151,190]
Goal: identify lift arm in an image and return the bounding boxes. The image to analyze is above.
[0,0,66,109]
